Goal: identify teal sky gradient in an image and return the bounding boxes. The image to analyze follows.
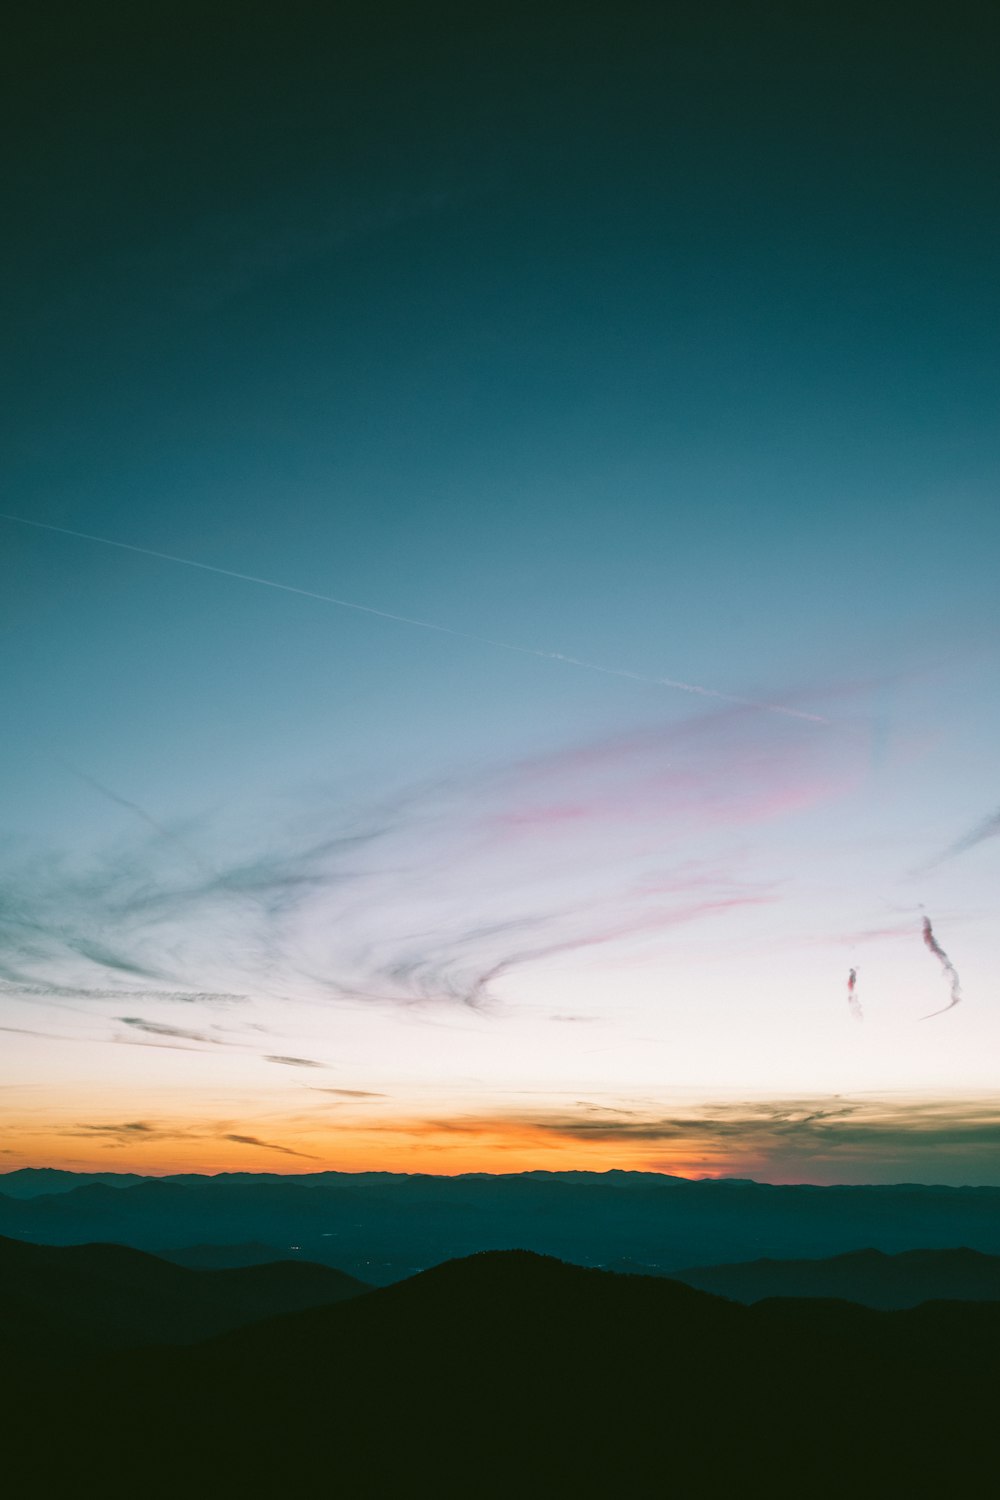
[2,3,999,1180]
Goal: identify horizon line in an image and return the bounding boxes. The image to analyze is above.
[4,1164,999,1190]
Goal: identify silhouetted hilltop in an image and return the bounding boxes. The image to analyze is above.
[0,1233,367,1358]
[8,1246,997,1499]
[6,1168,1000,1281]
[0,1167,147,1197]
[672,1245,1000,1308]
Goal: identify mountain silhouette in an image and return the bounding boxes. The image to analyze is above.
[671,1245,1000,1308]
[0,1167,148,1197]
[6,1245,998,1497]
[6,1168,1000,1282]
[0,1233,367,1357]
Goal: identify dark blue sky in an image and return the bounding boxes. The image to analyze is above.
[3,3,999,1178]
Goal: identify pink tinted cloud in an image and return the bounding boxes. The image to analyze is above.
[484,703,866,849]
[10,696,867,1015]
[795,922,920,949]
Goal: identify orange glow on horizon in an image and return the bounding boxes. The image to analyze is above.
[9,1093,1000,1184]
[0,1109,718,1179]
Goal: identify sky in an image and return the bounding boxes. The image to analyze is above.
[2,1,999,1183]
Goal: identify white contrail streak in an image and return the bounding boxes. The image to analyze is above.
[1,512,827,722]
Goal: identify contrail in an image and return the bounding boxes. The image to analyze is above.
[920,915,962,1019]
[846,966,862,1022]
[1,512,827,723]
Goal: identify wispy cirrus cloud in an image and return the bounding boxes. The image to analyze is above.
[918,807,1000,873]
[223,1133,318,1159]
[264,1055,325,1069]
[116,1017,226,1045]
[0,701,865,1023]
[368,1095,1000,1183]
[920,915,962,1019]
[1,980,247,1006]
[59,1118,318,1159]
[67,1120,166,1145]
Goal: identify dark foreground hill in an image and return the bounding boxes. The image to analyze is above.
[0,1234,367,1356]
[4,1247,997,1498]
[671,1245,1000,1308]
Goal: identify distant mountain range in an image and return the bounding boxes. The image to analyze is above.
[0,1168,149,1197]
[4,1242,998,1497]
[5,1167,1000,1282]
[648,1246,1000,1308]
